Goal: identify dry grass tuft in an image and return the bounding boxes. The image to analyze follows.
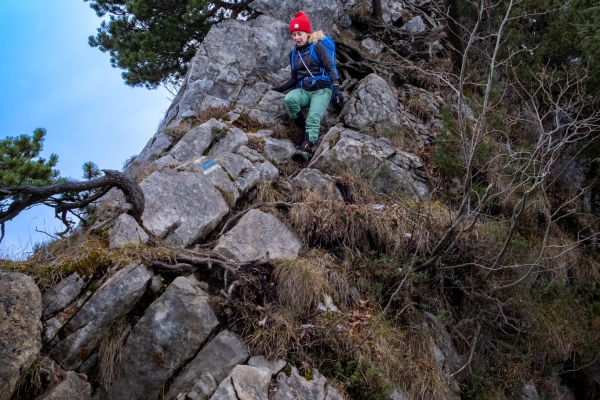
[406,97,433,120]
[243,307,301,361]
[3,234,175,290]
[274,258,330,316]
[255,181,288,203]
[98,316,129,389]
[190,106,232,127]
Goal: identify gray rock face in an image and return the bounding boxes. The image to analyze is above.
[246,90,288,126]
[169,119,227,162]
[42,272,88,318]
[175,157,241,206]
[37,371,91,400]
[44,290,92,344]
[247,356,287,377]
[310,126,429,199]
[397,84,444,148]
[215,152,262,196]
[214,209,302,262]
[522,380,540,400]
[207,127,248,158]
[164,16,289,126]
[264,138,296,164]
[0,272,42,400]
[274,366,327,400]
[289,168,343,201]
[108,213,149,249]
[108,277,219,400]
[49,262,152,371]
[342,74,403,132]
[210,365,271,400]
[402,16,426,33]
[166,330,249,400]
[124,131,174,180]
[249,0,342,33]
[140,168,229,247]
[361,38,384,55]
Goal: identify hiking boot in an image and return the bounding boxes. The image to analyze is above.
[292,139,313,163]
[293,112,306,129]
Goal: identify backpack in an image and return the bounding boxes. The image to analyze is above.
[291,34,339,89]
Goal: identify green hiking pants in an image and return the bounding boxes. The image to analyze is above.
[284,88,332,144]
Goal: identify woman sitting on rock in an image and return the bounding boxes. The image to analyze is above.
[271,11,344,163]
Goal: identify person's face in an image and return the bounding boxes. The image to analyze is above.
[291,31,309,46]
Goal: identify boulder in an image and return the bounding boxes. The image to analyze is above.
[289,168,344,201]
[248,0,342,34]
[361,38,384,55]
[163,16,289,126]
[44,290,92,344]
[166,330,249,400]
[108,213,149,249]
[273,366,327,400]
[107,277,219,400]
[522,380,540,400]
[169,119,228,163]
[176,157,241,206]
[185,373,218,400]
[0,271,42,400]
[214,209,303,262]
[402,16,426,33]
[37,371,91,400]
[42,272,89,318]
[398,84,444,147]
[139,168,229,247]
[214,153,263,196]
[263,138,296,164]
[235,146,279,182]
[310,126,429,199]
[49,262,152,370]
[247,356,287,377]
[342,74,403,133]
[246,90,288,126]
[363,0,405,25]
[209,365,271,400]
[124,131,174,180]
[207,127,248,157]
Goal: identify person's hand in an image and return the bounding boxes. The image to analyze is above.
[271,86,284,93]
[332,85,344,107]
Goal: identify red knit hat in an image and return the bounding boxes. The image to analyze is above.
[289,12,312,34]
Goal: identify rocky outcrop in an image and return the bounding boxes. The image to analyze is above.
[107,276,219,400]
[214,209,303,262]
[310,126,429,199]
[108,213,149,249]
[42,272,89,319]
[166,330,249,400]
[37,371,92,400]
[210,365,271,400]
[273,366,343,400]
[139,168,230,247]
[49,262,152,370]
[342,74,404,133]
[289,168,344,201]
[0,271,42,400]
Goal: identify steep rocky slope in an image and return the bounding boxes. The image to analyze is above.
[3,0,600,399]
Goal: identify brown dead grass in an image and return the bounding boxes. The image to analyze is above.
[98,316,128,389]
[3,234,175,290]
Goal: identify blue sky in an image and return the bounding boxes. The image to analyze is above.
[0,1,172,257]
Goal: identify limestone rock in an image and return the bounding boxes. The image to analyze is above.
[49,262,152,371]
[214,209,302,262]
[235,146,279,183]
[124,131,174,181]
[186,373,218,400]
[247,356,287,377]
[522,380,540,400]
[166,330,249,400]
[108,213,149,249]
[325,385,345,400]
[342,74,403,132]
[310,126,429,199]
[264,138,296,164]
[361,38,384,55]
[289,168,343,201]
[44,290,92,344]
[0,271,42,400]
[169,119,227,163]
[163,16,289,126]
[37,371,91,400]
[274,366,327,400]
[210,365,271,400]
[108,277,219,400]
[402,16,426,33]
[42,272,88,318]
[247,90,288,126]
[176,157,241,206]
[207,127,248,158]
[215,152,263,196]
[248,0,342,34]
[140,168,229,247]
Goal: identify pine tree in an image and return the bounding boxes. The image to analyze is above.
[86,0,251,89]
